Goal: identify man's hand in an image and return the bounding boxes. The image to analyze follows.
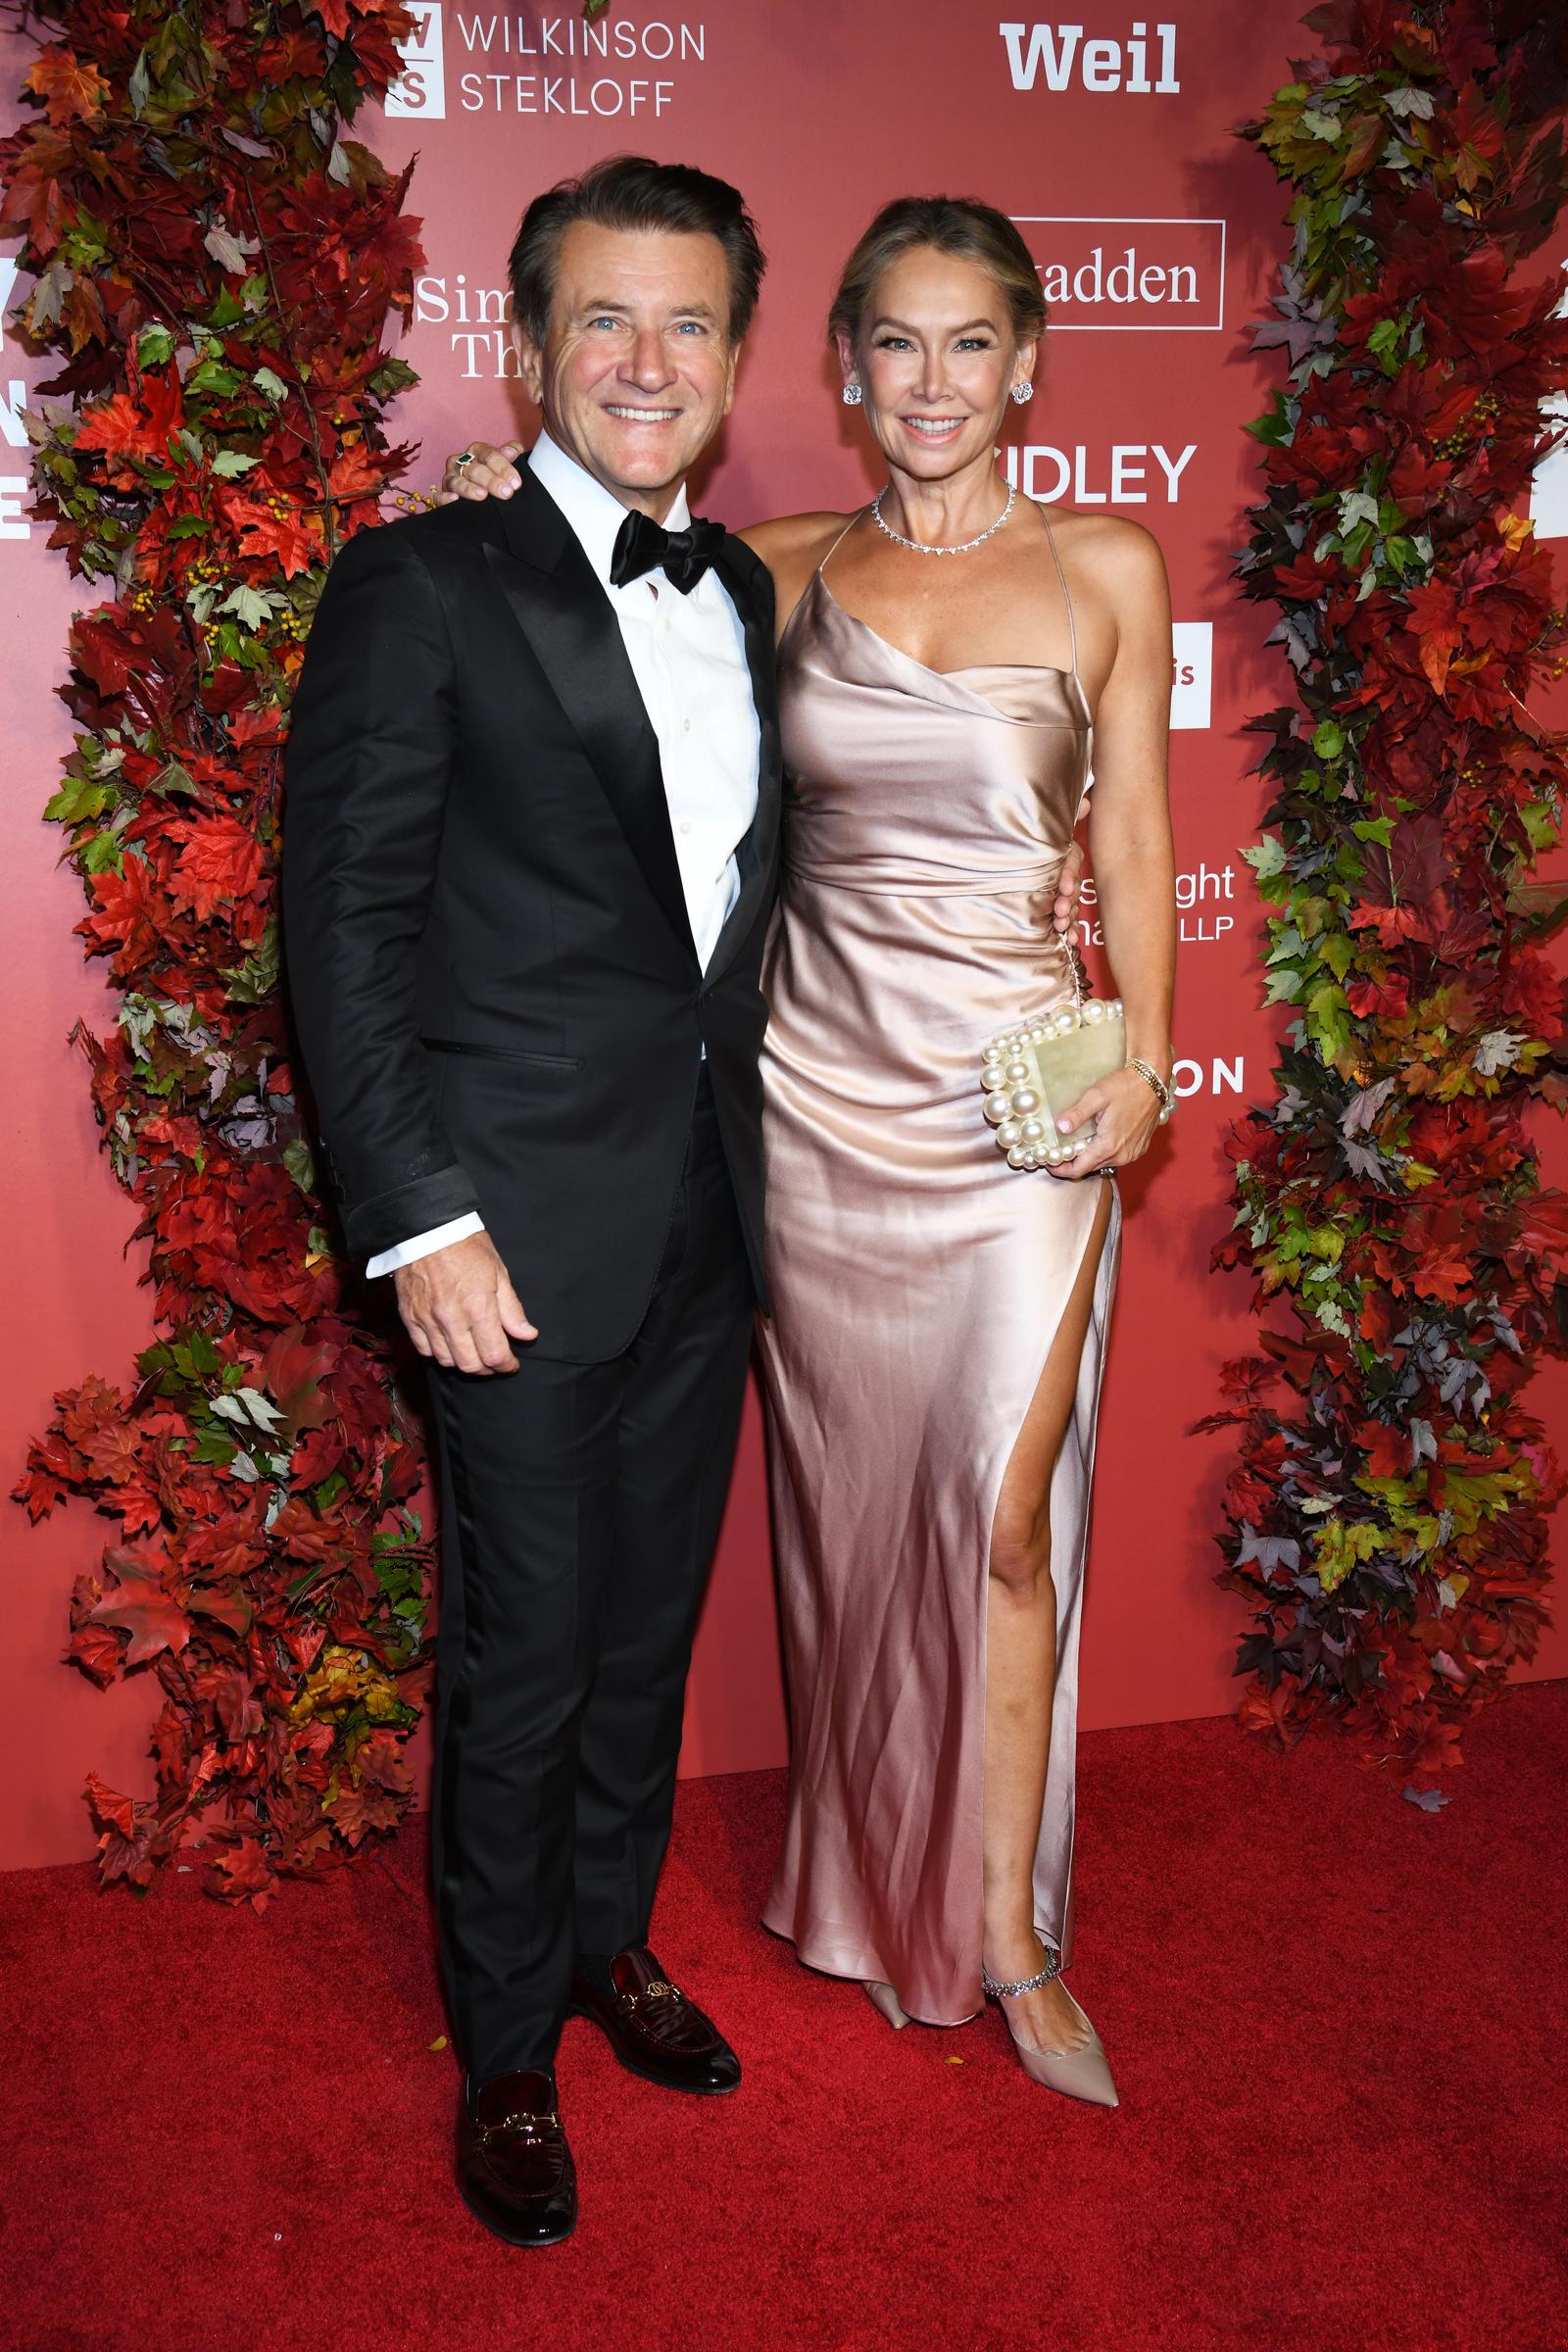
[438,440,524,505]
[393,1232,537,1373]
[1053,837,1087,937]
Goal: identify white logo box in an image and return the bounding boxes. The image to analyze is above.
[387,2,447,118]
[1170,622,1211,728]
[1012,217,1226,331]
[1530,261,1568,540]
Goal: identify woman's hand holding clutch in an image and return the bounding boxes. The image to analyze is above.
[1051,1062,1170,1179]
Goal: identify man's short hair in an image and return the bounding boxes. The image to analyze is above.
[509,154,766,347]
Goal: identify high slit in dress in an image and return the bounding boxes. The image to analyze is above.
[755,509,1120,2026]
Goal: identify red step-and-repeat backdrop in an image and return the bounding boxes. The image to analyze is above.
[3,4,1564,1865]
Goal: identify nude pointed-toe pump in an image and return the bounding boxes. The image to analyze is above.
[864,1980,911,2029]
[982,1951,1119,2108]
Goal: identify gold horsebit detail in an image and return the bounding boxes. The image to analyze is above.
[623,1979,683,2006]
[481,2108,561,2144]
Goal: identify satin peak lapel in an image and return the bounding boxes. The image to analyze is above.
[485,482,696,960]
[707,538,782,983]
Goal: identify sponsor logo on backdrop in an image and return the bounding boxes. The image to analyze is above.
[1,257,30,542]
[1169,623,1210,728]
[415,273,521,377]
[1002,440,1197,504]
[387,3,446,116]
[999,21,1180,94]
[389,4,709,119]
[1169,1054,1246,1101]
[1077,859,1237,948]
[1529,260,1568,540]
[1012,217,1224,330]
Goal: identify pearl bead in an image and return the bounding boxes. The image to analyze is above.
[1010,1087,1040,1115]
[1021,1150,1039,1169]
[1028,1024,1046,1043]
[1054,1012,1074,1035]
[1110,1000,1123,1018]
[1083,999,1105,1023]
[1005,1059,1030,1083]
[997,1119,1021,1148]
[984,1090,1011,1123]
[1020,1118,1044,1143]
[1006,1145,1028,1169]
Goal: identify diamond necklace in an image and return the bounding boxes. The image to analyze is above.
[871,481,1016,557]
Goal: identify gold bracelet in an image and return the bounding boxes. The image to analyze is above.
[1125,1056,1174,1123]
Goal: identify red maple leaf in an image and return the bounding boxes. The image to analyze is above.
[24,45,112,128]
[207,1836,276,1911]
[164,813,266,921]
[259,1326,339,1431]
[219,489,319,578]
[1356,1420,1406,1480]
[80,855,166,969]
[356,1728,415,1793]
[89,1549,192,1666]
[74,372,183,481]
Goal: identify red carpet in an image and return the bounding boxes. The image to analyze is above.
[4,1687,1565,2352]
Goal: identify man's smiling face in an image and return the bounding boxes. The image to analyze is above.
[516,220,740,521]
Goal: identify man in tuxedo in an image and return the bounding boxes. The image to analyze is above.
[282,157,778,2248]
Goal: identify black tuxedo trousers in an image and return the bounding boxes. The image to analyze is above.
[281,482,781,2082]
[429,1075,753,2076]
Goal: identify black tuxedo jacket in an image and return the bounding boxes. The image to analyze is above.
[281,473,781,1360]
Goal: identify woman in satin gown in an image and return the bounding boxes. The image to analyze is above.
[443,198,1175,2105]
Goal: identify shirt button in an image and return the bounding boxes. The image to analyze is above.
[679,820,693,835]
[683,718,691,733]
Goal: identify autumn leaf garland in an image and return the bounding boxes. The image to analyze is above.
[1205,0,1568,1796]
[3,0,431,1905]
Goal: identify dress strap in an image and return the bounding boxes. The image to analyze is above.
[1036,505,1080,681]
[817,508,867,585]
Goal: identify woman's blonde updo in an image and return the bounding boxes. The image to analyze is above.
[827,196,1047,349]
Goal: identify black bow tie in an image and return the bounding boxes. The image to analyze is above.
[610,507,725,596]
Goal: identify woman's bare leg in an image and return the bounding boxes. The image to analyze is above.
[982,1177,1113,2054]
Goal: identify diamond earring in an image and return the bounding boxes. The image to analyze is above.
[842,381,863,407]
[1010,381,1034,405]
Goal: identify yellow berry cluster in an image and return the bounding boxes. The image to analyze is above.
[1434,388,1502,463]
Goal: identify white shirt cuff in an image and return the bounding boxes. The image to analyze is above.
[365,1212,485,1278]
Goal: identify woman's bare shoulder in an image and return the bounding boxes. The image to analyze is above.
[1047,505,1169,592]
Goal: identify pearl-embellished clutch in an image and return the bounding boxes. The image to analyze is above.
[980,996,1125,1171]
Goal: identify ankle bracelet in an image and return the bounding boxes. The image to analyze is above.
[982,1947,1061,1998]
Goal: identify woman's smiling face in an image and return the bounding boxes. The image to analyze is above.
[840,243,1034,480]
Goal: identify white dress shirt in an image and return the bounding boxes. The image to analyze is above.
[365,432,760,1277]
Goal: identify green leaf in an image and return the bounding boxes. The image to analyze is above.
[218,584,282,629]
[1312,718,1346,760]
[136,322,172,368]
[1243,834,1288,877]
[253,367,288,402]
[44,774,111,824]
[185,359,242,399]
[212,449,260,478]
[283,1136,318,1198]
[79,829,124,875]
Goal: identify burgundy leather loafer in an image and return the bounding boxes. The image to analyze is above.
[569,1944,741,2095]
[456,2067,577,2246]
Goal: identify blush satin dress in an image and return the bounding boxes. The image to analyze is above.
[755,509,1120,2026]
